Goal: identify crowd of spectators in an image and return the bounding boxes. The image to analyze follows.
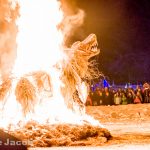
[86,82,150,106]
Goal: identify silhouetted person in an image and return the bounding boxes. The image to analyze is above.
[143,83,150,103]
[96,88,104,105]
[103,87,113,105]
[90,91,99,106]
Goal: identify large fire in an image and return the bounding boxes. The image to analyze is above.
[0,0,102,130]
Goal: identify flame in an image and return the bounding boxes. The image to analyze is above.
[13,0,64,75]
[0,0,102,130]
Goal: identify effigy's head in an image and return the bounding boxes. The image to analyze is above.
[71,33,100,58]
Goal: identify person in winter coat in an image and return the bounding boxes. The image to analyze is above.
[134,91,142,104]
[143,83,150,103]
[121,92,128,105]
[103,87,113,105]
[114,92,121,105]
[96,88,104,105]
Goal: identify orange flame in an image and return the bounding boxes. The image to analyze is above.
[0,0,102,130]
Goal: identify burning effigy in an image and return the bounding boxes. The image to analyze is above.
[0,0,111,147]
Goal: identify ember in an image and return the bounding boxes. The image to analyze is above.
[9,122,111,147]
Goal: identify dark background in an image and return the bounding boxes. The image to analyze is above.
[64,0,150,84]
[0,0,149,84]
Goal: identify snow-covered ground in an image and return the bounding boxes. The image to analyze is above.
[29,104,150,150]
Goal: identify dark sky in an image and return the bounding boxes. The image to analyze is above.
[0,0,149,84]
[64,0,150,84]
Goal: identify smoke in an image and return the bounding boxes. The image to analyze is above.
[0,0,19,79]
[59,0,85,46]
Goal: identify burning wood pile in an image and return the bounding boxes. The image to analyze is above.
[9,122,111,147]
[0,78,12,101]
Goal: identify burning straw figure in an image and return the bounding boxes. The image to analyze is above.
[0,1,112,147]
[61,33,100,114]
[0,33,100,118]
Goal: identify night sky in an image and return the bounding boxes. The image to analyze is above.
[63,0,150,84]
[0,0,150,84]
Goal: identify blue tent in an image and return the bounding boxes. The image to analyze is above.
[103,79,109,87]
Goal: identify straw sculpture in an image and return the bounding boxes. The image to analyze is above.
[61,33,100,110]
[32,71,52,93]
[0,78,12,101]
[15,77,36,115]
[0,34,100,116]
